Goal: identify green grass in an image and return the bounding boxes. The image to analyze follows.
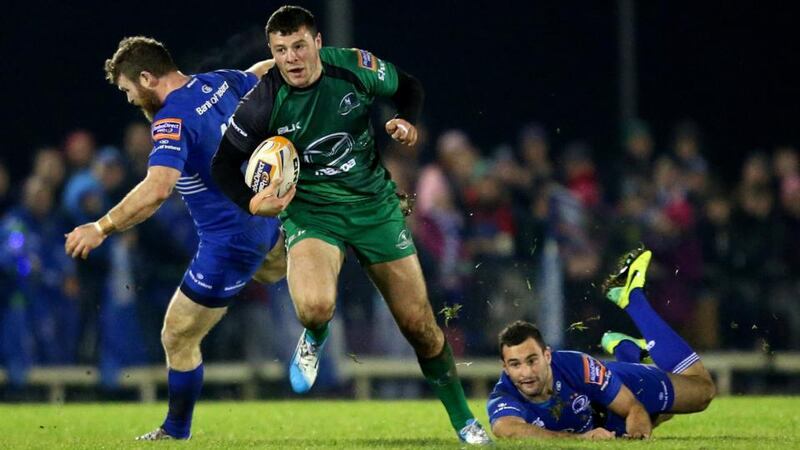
[0,397,797,449]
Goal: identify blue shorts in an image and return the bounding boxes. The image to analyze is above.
[601,362,675,435]
[179,219,281,308]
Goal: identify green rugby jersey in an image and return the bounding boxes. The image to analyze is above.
[225,47,400,205]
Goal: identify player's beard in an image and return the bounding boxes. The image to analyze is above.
[514,368,552,400]
[136,87,162,122]
[517,378,544,397]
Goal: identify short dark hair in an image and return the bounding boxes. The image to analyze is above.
[104,36,177,84]
[266,5,317,36]
[498,321,547,357]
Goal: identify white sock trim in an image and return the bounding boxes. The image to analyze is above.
[672,352,700,374]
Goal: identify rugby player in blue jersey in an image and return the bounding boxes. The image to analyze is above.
[64,37,293,440]
[488,248,715,440]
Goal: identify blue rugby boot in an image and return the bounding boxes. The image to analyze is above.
[289,328,327,393]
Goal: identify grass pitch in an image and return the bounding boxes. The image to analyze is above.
[0,397,797,449]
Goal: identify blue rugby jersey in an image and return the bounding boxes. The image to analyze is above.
[487,351,621,434]
[148,69,265,238]
[487,350,674,436]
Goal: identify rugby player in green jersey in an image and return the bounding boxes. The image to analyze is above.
[211,5,491,445]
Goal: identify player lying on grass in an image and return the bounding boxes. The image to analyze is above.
[487,247,716,440]
[64,37,292,441]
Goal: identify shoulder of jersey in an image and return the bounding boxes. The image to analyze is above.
[319,46,351,61]
[321,46,378,71]
[549,350,583,368]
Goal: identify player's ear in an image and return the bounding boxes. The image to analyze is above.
[314,32,322,49]
[544,346,552,364]
[139,71,157,88]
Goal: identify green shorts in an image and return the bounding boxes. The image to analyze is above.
[280,193,417,266]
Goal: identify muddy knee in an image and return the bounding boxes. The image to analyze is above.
[296,297,336,328]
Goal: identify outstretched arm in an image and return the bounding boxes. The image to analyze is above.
[608,384,653,439]
[492,417,615,440]
[245,59,275,78]
[64,166,180,259]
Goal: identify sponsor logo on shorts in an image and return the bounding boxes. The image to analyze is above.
[152,118,182,140]
[338,92,360,115]
[396,229,413,250]
[188,270,212,290]
[659,380,670,409]
[224,280,247,292]
[531,417,546,428]
[646,340,656,351]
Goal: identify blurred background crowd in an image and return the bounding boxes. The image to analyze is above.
[2,115,798,392]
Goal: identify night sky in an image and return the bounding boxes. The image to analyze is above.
[3,1,798,183]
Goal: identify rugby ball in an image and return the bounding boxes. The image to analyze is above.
[244,136,300,197]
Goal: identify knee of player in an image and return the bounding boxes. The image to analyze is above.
[253,267,286,284]
[160,327,185,354]
[160,322,199,353]
[701,378,716,410]
[490,420,518,439]
[298,298,336,324]
[490,424,509,439]
[689,377,716,412]
[253,260,288,285]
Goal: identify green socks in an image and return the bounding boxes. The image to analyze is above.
[418,342,474,430]
[306,323,329,344]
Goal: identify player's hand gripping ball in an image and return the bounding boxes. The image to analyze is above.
[244,136,300,197]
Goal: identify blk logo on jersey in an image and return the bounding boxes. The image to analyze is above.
[152,118,182,141]
[277,122,302,135]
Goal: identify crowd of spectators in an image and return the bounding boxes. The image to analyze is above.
[1,117,798,392]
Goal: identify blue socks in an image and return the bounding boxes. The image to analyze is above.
[626,289,699,373]
[614,340,644,363]
[162,364,204,439]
